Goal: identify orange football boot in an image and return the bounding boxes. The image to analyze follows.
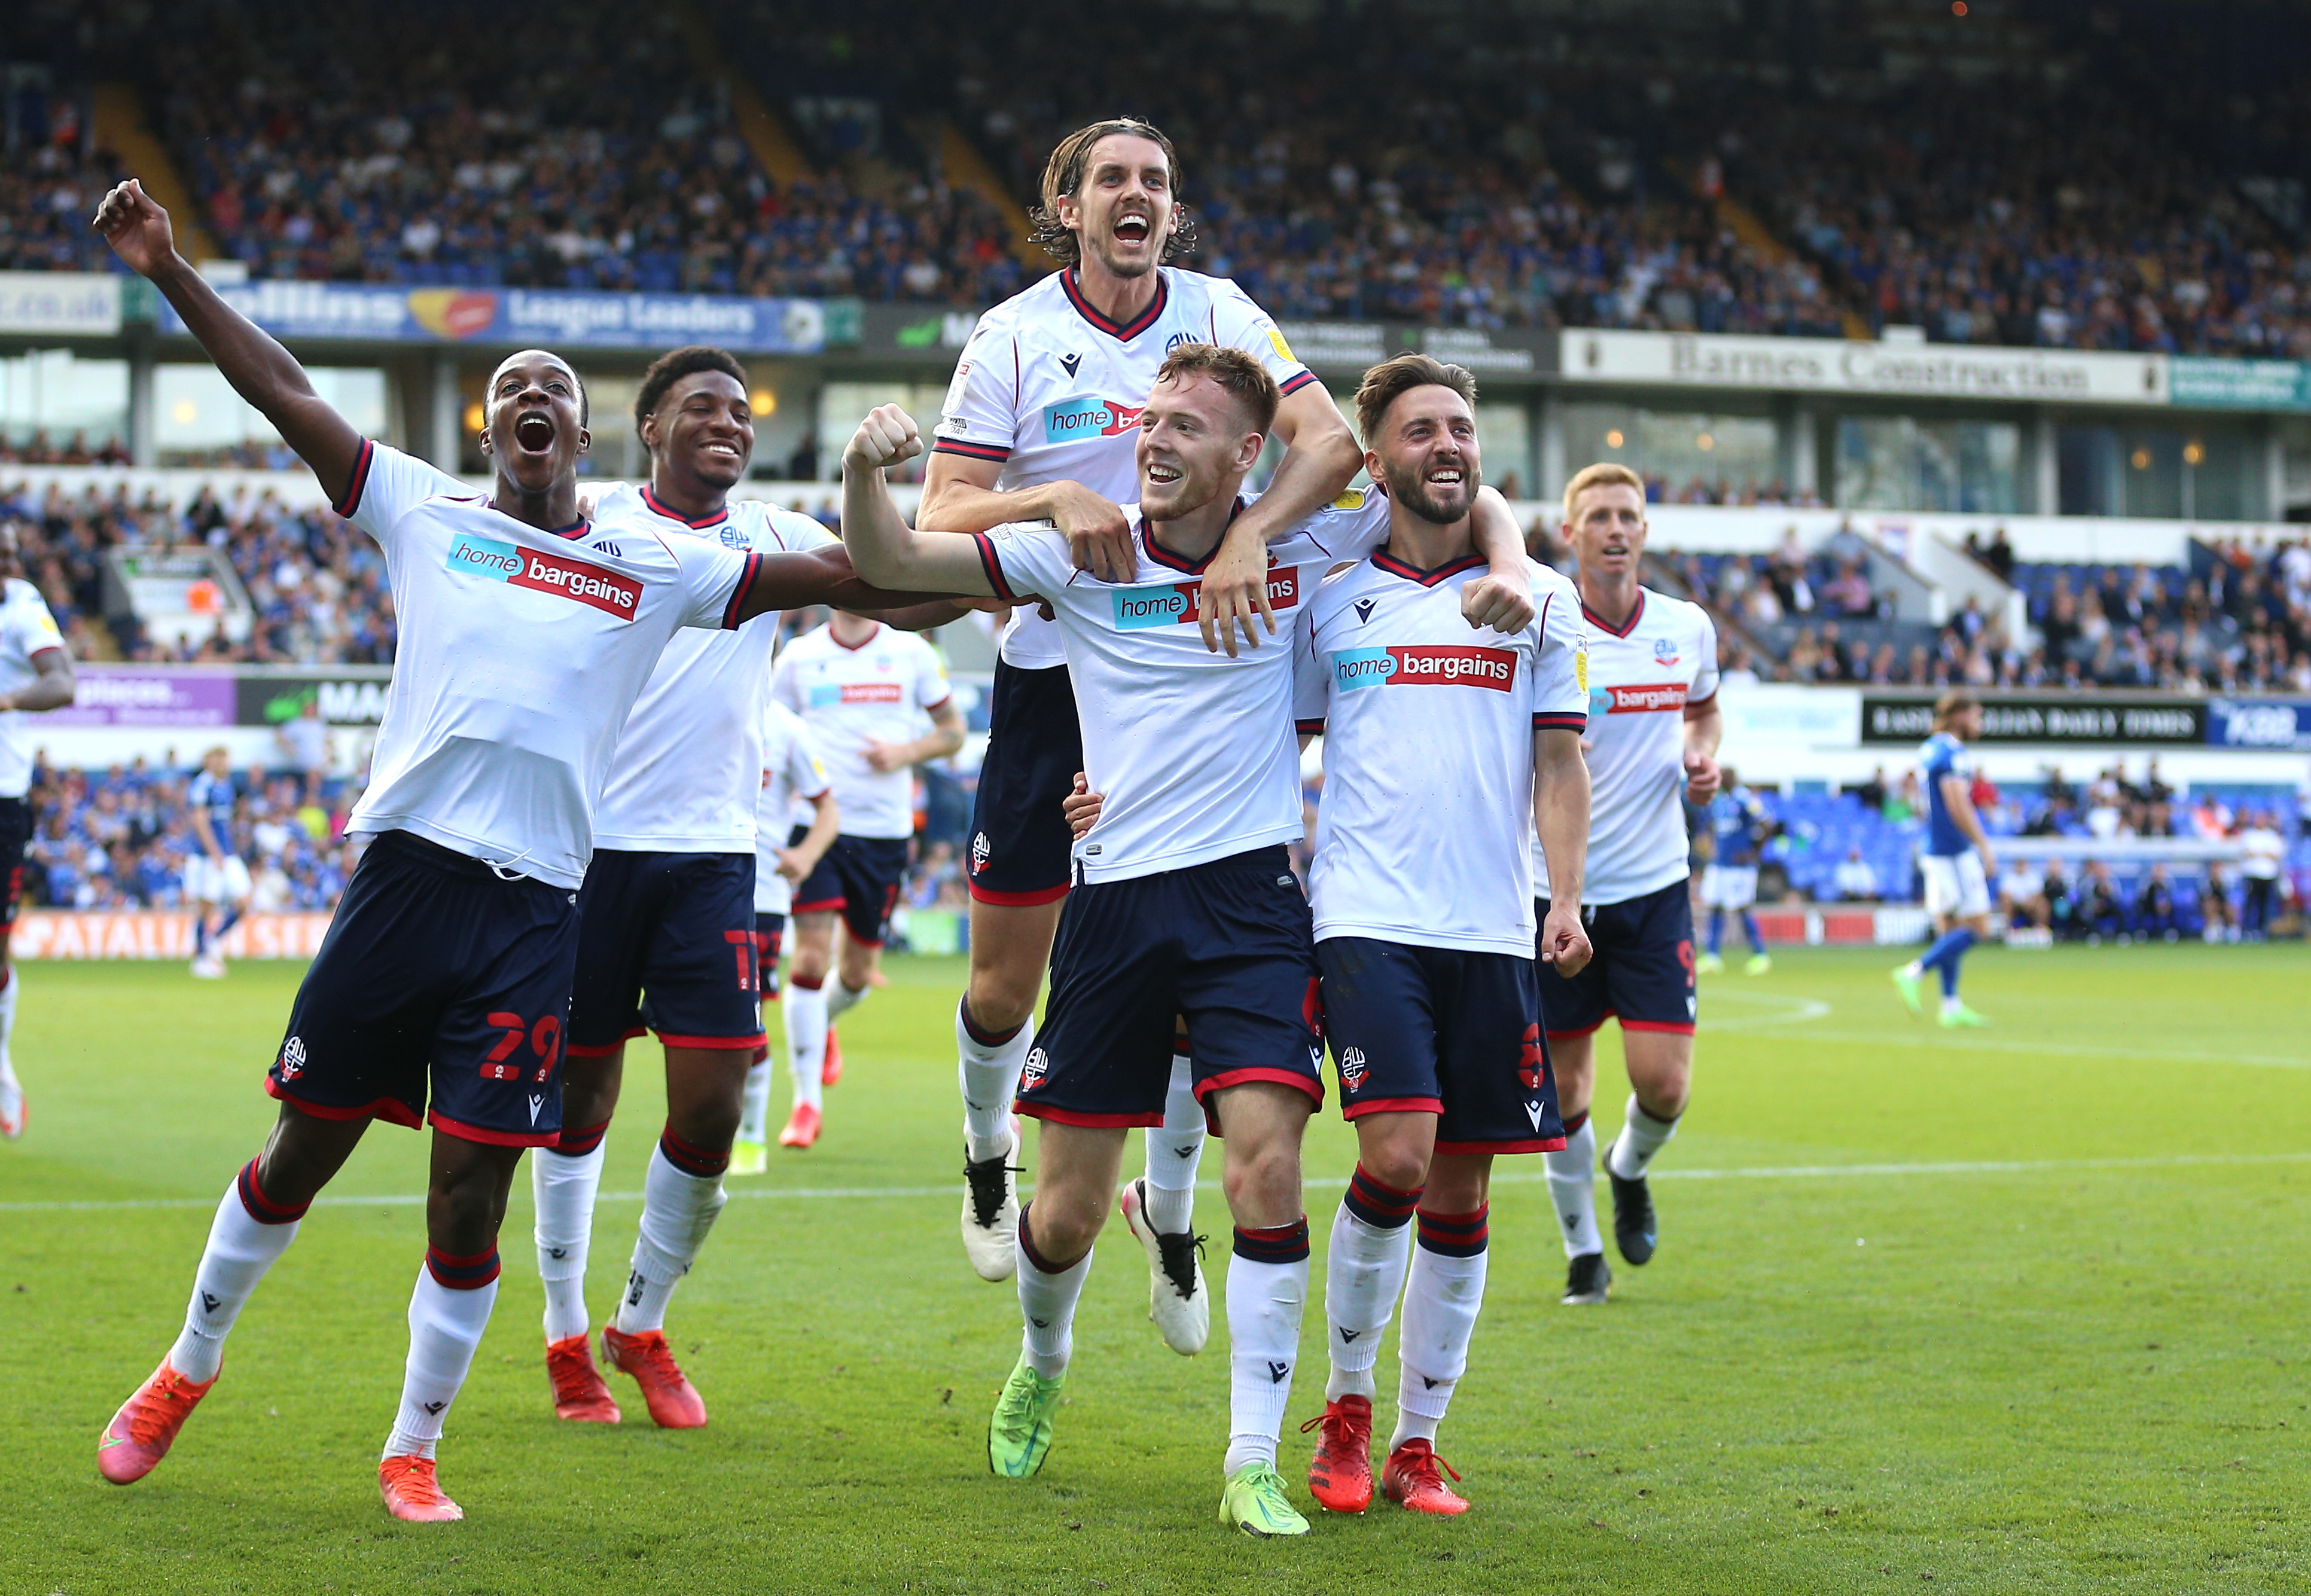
[98,1357,215,1484]
[821,1026,844,1087]
[379,1454,464,1522]
[1301,1394,1374,1513]
[545,1333,621,1423]
[1381,1439,1469,1515]
[778,1101,821,1148]
[600,1325,708,1428]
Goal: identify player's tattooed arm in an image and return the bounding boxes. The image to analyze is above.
[1461,489,1536,634]
[840,407,1010,599]
[90,180,365,506]
[1533,726,1594,976]
[1196,382,1362,657]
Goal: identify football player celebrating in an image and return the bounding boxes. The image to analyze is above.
[1535,465,1723,1306]
[0,520,74,1137]
[87,181,928,1521]
[920,117,1533,1328]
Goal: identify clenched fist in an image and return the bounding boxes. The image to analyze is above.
[843,404,923,475]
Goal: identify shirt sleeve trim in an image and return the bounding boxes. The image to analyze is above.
[971,533,1022,603]
[1278,370,1318,396]
[332,438,376,518]
[931,438,1011,462]
[1294,718,1327,735]
[1683,689,1719,718]
[721,550,763,630]
[1532,712,1588,732]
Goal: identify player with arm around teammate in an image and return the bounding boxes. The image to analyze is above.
[86,181,923,1521]
[0,522,75,1139]
[1892,690,1996,1027]
[1535,463,1724,1307]
[844,345,1454,1536]
[919,117,1536,1308]
[1286,356,1593,1517]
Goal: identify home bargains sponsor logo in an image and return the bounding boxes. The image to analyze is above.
[1603,682,1689,714]
[1111,566,1301,630]
[807,681,907,707]
[1332,645,1516,692]
[446,535,641,621]
[1044,396,1144,443]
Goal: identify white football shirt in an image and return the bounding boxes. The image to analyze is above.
[1296,554,1587,955]
[973,490,1388,883]
[336,441,755,889]
[1532,585,1719,906]
[755,700,831,914]
[0,577,66,798]
[589,484,838,853]
[932,266,1318,669]
[770,622,951,840]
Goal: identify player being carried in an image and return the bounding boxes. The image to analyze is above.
[0,520,75,1139]
[87,181,929,1522]
[839,345,1534,1536]
[528,346,961,1433]
[1696,768,1779,975]
[1891,690,1996,1028]
[1070,355,1594,1515]
[1535,465,1724,1306]
[918,117,1532,1336]
[769,606,965,1149]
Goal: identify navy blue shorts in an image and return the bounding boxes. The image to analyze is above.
[792,832,911,947]
[1317,938,1564,1155]
[1020,846,1322,1135]
[1534,878,1698,1040]
[0,796,29,930]
[566,850,764,1055]
[266,829,580,1147]
[754,911,786,999]
[967,660,1081,907]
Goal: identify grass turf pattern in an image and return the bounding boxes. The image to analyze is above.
[1,946,2304,1593]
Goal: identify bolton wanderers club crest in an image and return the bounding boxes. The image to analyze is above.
[1653,637,1680,666]
[279,1036,306,1079]
[1020,1047,1050,1091]
[1339,1046,1368,1091]
[970,831,992,876]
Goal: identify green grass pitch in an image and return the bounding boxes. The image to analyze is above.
[2,945,2306,1594]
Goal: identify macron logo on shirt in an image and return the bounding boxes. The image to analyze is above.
[1112,568,1301,630]
[447,535,641,621]
[1333,645,1516,691]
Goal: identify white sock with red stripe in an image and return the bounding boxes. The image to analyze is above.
[1141,1054,1204,1234]
[825,978,870,1021]
[1545,1112,1603,1258]
[532,1122,607,1344]
[1390,1207,1489,1449]
[1325,1165,1420,1401]
[737,1058,773,1144]
[1607,1094,1681,1180]
[1224,1219,1310,1474]
[785,979,828,1110]
[612,1132,730,1335]
[958,1000,1031,1164]
[1015,1206,1092,1377]
[168,1159,307,1383]
[385,1249,501,1461]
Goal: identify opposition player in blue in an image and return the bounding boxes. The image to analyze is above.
[1893,690,1995,1028]
[1696,770,1776,975]
[185,746,252,980]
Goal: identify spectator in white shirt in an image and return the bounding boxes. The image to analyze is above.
[1831,847,1879,901]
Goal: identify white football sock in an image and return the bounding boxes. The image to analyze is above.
[1324,1167,1419,1402]
[612,1139,728,1336]
[531,1133,606,1344]
[0,966,20,1077]
[1391,1210,1489,1450]
[1607,1093,1681,1180]
[738,1058,773,1144]
[168,1162,304,1383]
[1142,1052,1204,1234]
[384,1258,499,1461]
[825,977,870,1021]
[958,1001,1032,1163]
[1545,1113,1603,1258]
[1016,1207,1093,1378]
[785,981,828,1110]
[1224,1222,1310,1475]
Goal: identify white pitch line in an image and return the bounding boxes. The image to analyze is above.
[1717,1022,2310,1070]
[6,1150,2307,1216]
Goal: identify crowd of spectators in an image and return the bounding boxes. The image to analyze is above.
[23,754,356,914]
[0,123,121,274]
[2016,537,2311,694]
